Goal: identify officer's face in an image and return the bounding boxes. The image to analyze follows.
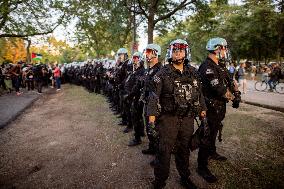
[216,46,228,60]
[172,48,186,62]
[118,54,125,62]
[145,49,157,63]
[132,56,139,69]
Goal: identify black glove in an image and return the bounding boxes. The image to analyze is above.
[232,91,241,109]
[148,122,158,138]
[201,117,210,137]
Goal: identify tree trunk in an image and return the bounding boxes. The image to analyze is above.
[25,38,31,64]
[147,15,155,44]
[147,1,156,44]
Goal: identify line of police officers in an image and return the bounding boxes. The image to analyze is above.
[65,37,241,189]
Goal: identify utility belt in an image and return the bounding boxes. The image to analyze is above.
[160,95,195,117]
[205,97,225,109]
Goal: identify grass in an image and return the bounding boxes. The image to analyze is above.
[207,106,284,189]
[39,85,284,189]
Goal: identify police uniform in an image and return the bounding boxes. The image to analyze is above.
[147,64,206,188]
[141,62,162,154]
[126,64,146,143]
[197,57,228,172]
[115,59,129,124]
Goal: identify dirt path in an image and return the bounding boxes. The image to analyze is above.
[0,85,283,189]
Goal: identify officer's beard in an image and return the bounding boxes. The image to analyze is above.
[172,58,184,65]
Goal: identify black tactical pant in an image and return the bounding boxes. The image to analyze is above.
[131,101,144,140]
[95,79,101,94]
[154,114,194,187]
[89,78,95,93]
[144,104,159,152]
[198,102,226,168]
[119,90,128,123]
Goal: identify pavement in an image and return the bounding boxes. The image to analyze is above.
[0,81,283,129]
[241,80,284,112]
[0,87,53,129]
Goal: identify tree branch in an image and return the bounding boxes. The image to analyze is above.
[0,0,24,29]
[137,0,149,18]
[154,0,195,24]
[124,3,144,15]
[0,12,66,38]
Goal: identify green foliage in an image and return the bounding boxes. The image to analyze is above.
[0,0,69,38]
[155,0,283,64]
[69,0,133,57]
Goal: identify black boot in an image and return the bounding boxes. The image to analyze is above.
[128,138,142,146]
[123,127,132,133]
[180,177,197,189]
[151,180,165,189]
[118,121,127,126]
[197,167,217,183]
[209,152,227,161]
[142,148,155,155]
[150,158,159,168]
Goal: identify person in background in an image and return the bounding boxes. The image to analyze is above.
[261,66,270,82]
[250,64,257,80]
[0,64,7,91]
[25,65,35,91]
[10,61,23,96]
[54,64,61,91]
[238,62,247,94]
[268,63,282,92]
[228,63,235,80]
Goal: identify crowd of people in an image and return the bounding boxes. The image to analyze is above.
[0,62,64,95]
[227,61,282,94]
[63,38,242,189]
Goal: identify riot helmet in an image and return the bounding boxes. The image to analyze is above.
[206,37,230,61]
[144,44,161,63]
[116,48,128,62]
[132,51,144,70]
[168,39,191,65]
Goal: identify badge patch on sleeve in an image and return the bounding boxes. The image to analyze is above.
[210,79,219,86]
[206,69,214,74]
[153,75,161,83]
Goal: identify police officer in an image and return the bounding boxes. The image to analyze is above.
[114,48,129,125]
[147,39,207,189]
[126,52,146,145]
[94,62,104,94]
[140,44,162,155]
[197,37,241,183]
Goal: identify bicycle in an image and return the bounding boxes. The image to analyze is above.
[255,79,284,94]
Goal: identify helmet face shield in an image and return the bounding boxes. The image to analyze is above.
[215,45,230,61]
[144,48,158,62]
[145,48,157,56]
[117,53,127,62]
[132,56,139,61]
[172,43,188,50]
[168,41,191,63]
